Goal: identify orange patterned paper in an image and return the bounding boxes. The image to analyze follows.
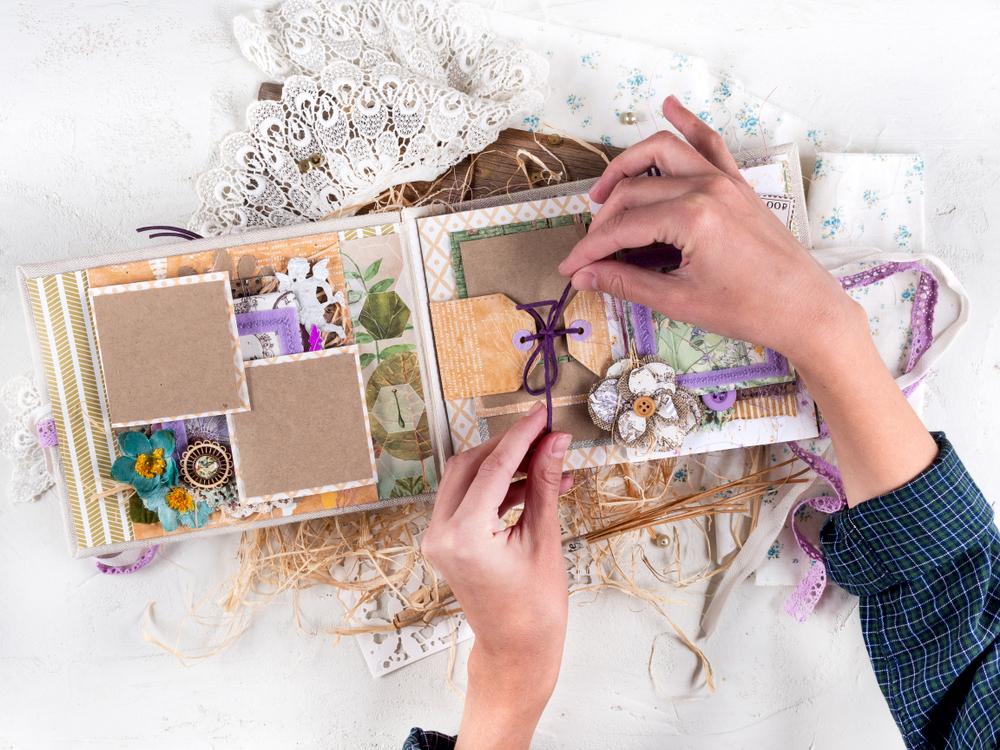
[430,294,536,400]
[563,291,613,377]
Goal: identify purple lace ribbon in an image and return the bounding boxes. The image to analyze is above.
[838,261,939,398]
[36,418,58,448]
[516,282,578,433]
[782,261,939,622]
[95,545,159,575]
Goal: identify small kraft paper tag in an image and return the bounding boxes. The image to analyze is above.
[430,294,536,400]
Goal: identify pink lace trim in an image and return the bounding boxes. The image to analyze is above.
[782,261,939,621]
[95,545,159,575]
[782,561,827,622]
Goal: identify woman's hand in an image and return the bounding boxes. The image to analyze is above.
[562,95,937,506]
[559,94,863,371]
[422,403,573,750]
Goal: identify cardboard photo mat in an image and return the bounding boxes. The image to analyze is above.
[227,347,378,504]
[89,272,250,427]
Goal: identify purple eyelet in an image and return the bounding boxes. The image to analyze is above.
[702,390,737,411]
[512,329,534,352]
[568,320,591,342]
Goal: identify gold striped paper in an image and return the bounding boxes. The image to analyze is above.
[339,223,396,242]
[28,271,131,548]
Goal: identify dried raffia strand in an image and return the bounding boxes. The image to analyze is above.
[540,121,613,164]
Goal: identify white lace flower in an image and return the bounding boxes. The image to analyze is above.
[587,357,704,451]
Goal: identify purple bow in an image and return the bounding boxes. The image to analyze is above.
[516,281,578,433]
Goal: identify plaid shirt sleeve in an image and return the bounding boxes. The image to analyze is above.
[402,728,456,750]
[821,432,1000,750]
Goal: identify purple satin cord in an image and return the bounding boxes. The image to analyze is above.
[136,225,203,241]
[516,281,577,433]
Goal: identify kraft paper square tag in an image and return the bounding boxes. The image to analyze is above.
[89,272,250,427]
[227,347,378,504]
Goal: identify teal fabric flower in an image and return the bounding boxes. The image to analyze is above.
[142,484,211,533]
[110,430,178,498]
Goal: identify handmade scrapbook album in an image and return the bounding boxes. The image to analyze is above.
[17,144,819,558]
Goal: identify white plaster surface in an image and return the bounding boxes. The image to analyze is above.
[1,1,997,747]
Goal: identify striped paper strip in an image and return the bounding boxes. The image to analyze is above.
[732,392,799,421]
[340,223,396,242]
[28,271,132,548]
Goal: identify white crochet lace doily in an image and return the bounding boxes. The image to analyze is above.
[188,63,536,236]
[0,374,55,504]
[233,0,547,123]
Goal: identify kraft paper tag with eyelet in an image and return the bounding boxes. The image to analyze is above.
[429,294,536,400]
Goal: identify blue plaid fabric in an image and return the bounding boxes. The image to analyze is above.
[823,433,1000,749]
[404,434,998,750]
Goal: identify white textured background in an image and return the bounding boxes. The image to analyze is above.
[1,1,997,748]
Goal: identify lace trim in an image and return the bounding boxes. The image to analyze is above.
[781,261,940,621]
[188,64,536,236]
[95,546,159,575]
[36,418,58,448]
[838,261,938,397]
[232,0,547,125]
[0,374,55,504]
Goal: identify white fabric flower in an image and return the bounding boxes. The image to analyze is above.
[587,357,704,451]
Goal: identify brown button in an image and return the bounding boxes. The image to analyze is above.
[633,396,656,418]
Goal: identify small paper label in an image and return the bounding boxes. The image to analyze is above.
[760,194,794,230]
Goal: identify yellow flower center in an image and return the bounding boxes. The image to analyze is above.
[134,448,166,478]
[165,487,195,514]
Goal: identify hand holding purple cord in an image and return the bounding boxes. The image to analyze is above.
[560,95,854,371]
[423,403,573,750]
[561,94,937,507]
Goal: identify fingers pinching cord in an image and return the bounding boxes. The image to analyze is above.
[451,405,548,525]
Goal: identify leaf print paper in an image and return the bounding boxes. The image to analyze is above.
[339,225,437,499]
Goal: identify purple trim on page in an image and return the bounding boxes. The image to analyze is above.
[236,308,304,358]
[620,247,790,388]
[630,303,658,358]
[675,349,790,390]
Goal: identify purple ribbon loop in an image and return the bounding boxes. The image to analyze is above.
[515,281,577,433]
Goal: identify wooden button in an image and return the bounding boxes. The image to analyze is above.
[633,396,656,417]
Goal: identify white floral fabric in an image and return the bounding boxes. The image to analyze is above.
[809,153,925,252]
[481,11,844,164]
